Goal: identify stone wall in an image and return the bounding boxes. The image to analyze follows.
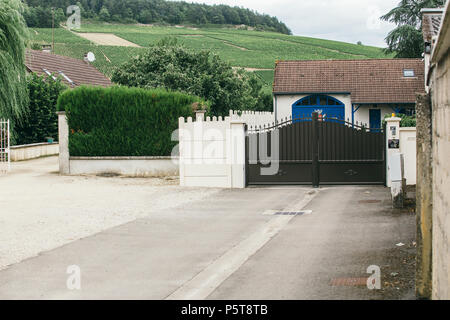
[431,50,450,300]
[428,2,450,299]
[415,93,433,299]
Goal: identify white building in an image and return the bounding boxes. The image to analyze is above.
[273,59,425,129]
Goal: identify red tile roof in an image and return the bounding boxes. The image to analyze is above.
[25,50,112,87]
[273,59,425,104]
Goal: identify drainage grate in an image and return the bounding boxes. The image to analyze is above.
[274,210,312,216]
[358,200,382,204]
[97,172,120,177]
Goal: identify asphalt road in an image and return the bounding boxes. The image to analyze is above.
[0,185,415,300]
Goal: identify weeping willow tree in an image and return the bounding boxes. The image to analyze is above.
[0,0,29,141]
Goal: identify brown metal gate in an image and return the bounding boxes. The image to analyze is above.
[246,113,386,186]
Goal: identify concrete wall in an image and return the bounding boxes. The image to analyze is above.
[399,128,417,185]
[10,142,59,162]
[429,3,450,299]
[179,112,246,188]
[69,157,178,177]
[57,111,178,177]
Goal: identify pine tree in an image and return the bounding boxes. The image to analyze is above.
[381,0,445,58]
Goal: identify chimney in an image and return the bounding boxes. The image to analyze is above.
[83,53,89,64]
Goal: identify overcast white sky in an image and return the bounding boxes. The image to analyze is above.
[177,0,400,47]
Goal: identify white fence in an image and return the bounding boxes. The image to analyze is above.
[0,119,10,174]
[179,110,273,188]
[229,110,275,129]
[178,113,246,188]
[399,127,417,185]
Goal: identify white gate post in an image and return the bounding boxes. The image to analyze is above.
[229,120,246,188]
[57,111,70,174]
[385,116,402,187]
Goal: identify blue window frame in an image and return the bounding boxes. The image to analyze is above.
[292,94,345,122]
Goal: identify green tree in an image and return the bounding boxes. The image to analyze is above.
[381,0,445,58]
[111,41,271,116]
[21,0,292,34]
[15,74,67,145]
[0,0,29,140]
[99,6,110,21]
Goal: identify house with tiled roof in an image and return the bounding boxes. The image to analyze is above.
[25,50,112,88]
[273,59,425,129]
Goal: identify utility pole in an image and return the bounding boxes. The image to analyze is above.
[51,7,55,53]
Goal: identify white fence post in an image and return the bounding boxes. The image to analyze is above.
[385,116,402,187]
[57,111,70,174]
[229,120,246,188]
[389,153,405,208]
[178,110,275,188]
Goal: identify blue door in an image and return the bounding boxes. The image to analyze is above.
[292,95,345,122]
[369,109,381,131]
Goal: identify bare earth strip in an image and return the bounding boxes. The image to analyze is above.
[76,33,141,47]
[232,67,273,72]
[222,41,248,51]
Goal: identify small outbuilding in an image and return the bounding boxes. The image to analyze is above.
[273,59,425,129]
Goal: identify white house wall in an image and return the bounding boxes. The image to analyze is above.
[275,94,352,122]
[275,94,396,127]
[354,105,395,126]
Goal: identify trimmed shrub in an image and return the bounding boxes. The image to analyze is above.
[56,86,205,157]
[383,113,416,128]
[15,74,67,145]
[398,114,416,127]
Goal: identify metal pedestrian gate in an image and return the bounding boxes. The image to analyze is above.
[246,113,386,186]
[0,119,10,174]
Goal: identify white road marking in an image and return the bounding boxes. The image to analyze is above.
[165,190,319,300]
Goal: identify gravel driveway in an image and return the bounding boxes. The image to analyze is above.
[0,156,219,270]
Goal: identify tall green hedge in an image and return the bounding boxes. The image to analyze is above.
[56,86,204,157]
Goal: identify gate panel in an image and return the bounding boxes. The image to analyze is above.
[247,118,313,185]
[317,120,385,184]
[246,114,385,186]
